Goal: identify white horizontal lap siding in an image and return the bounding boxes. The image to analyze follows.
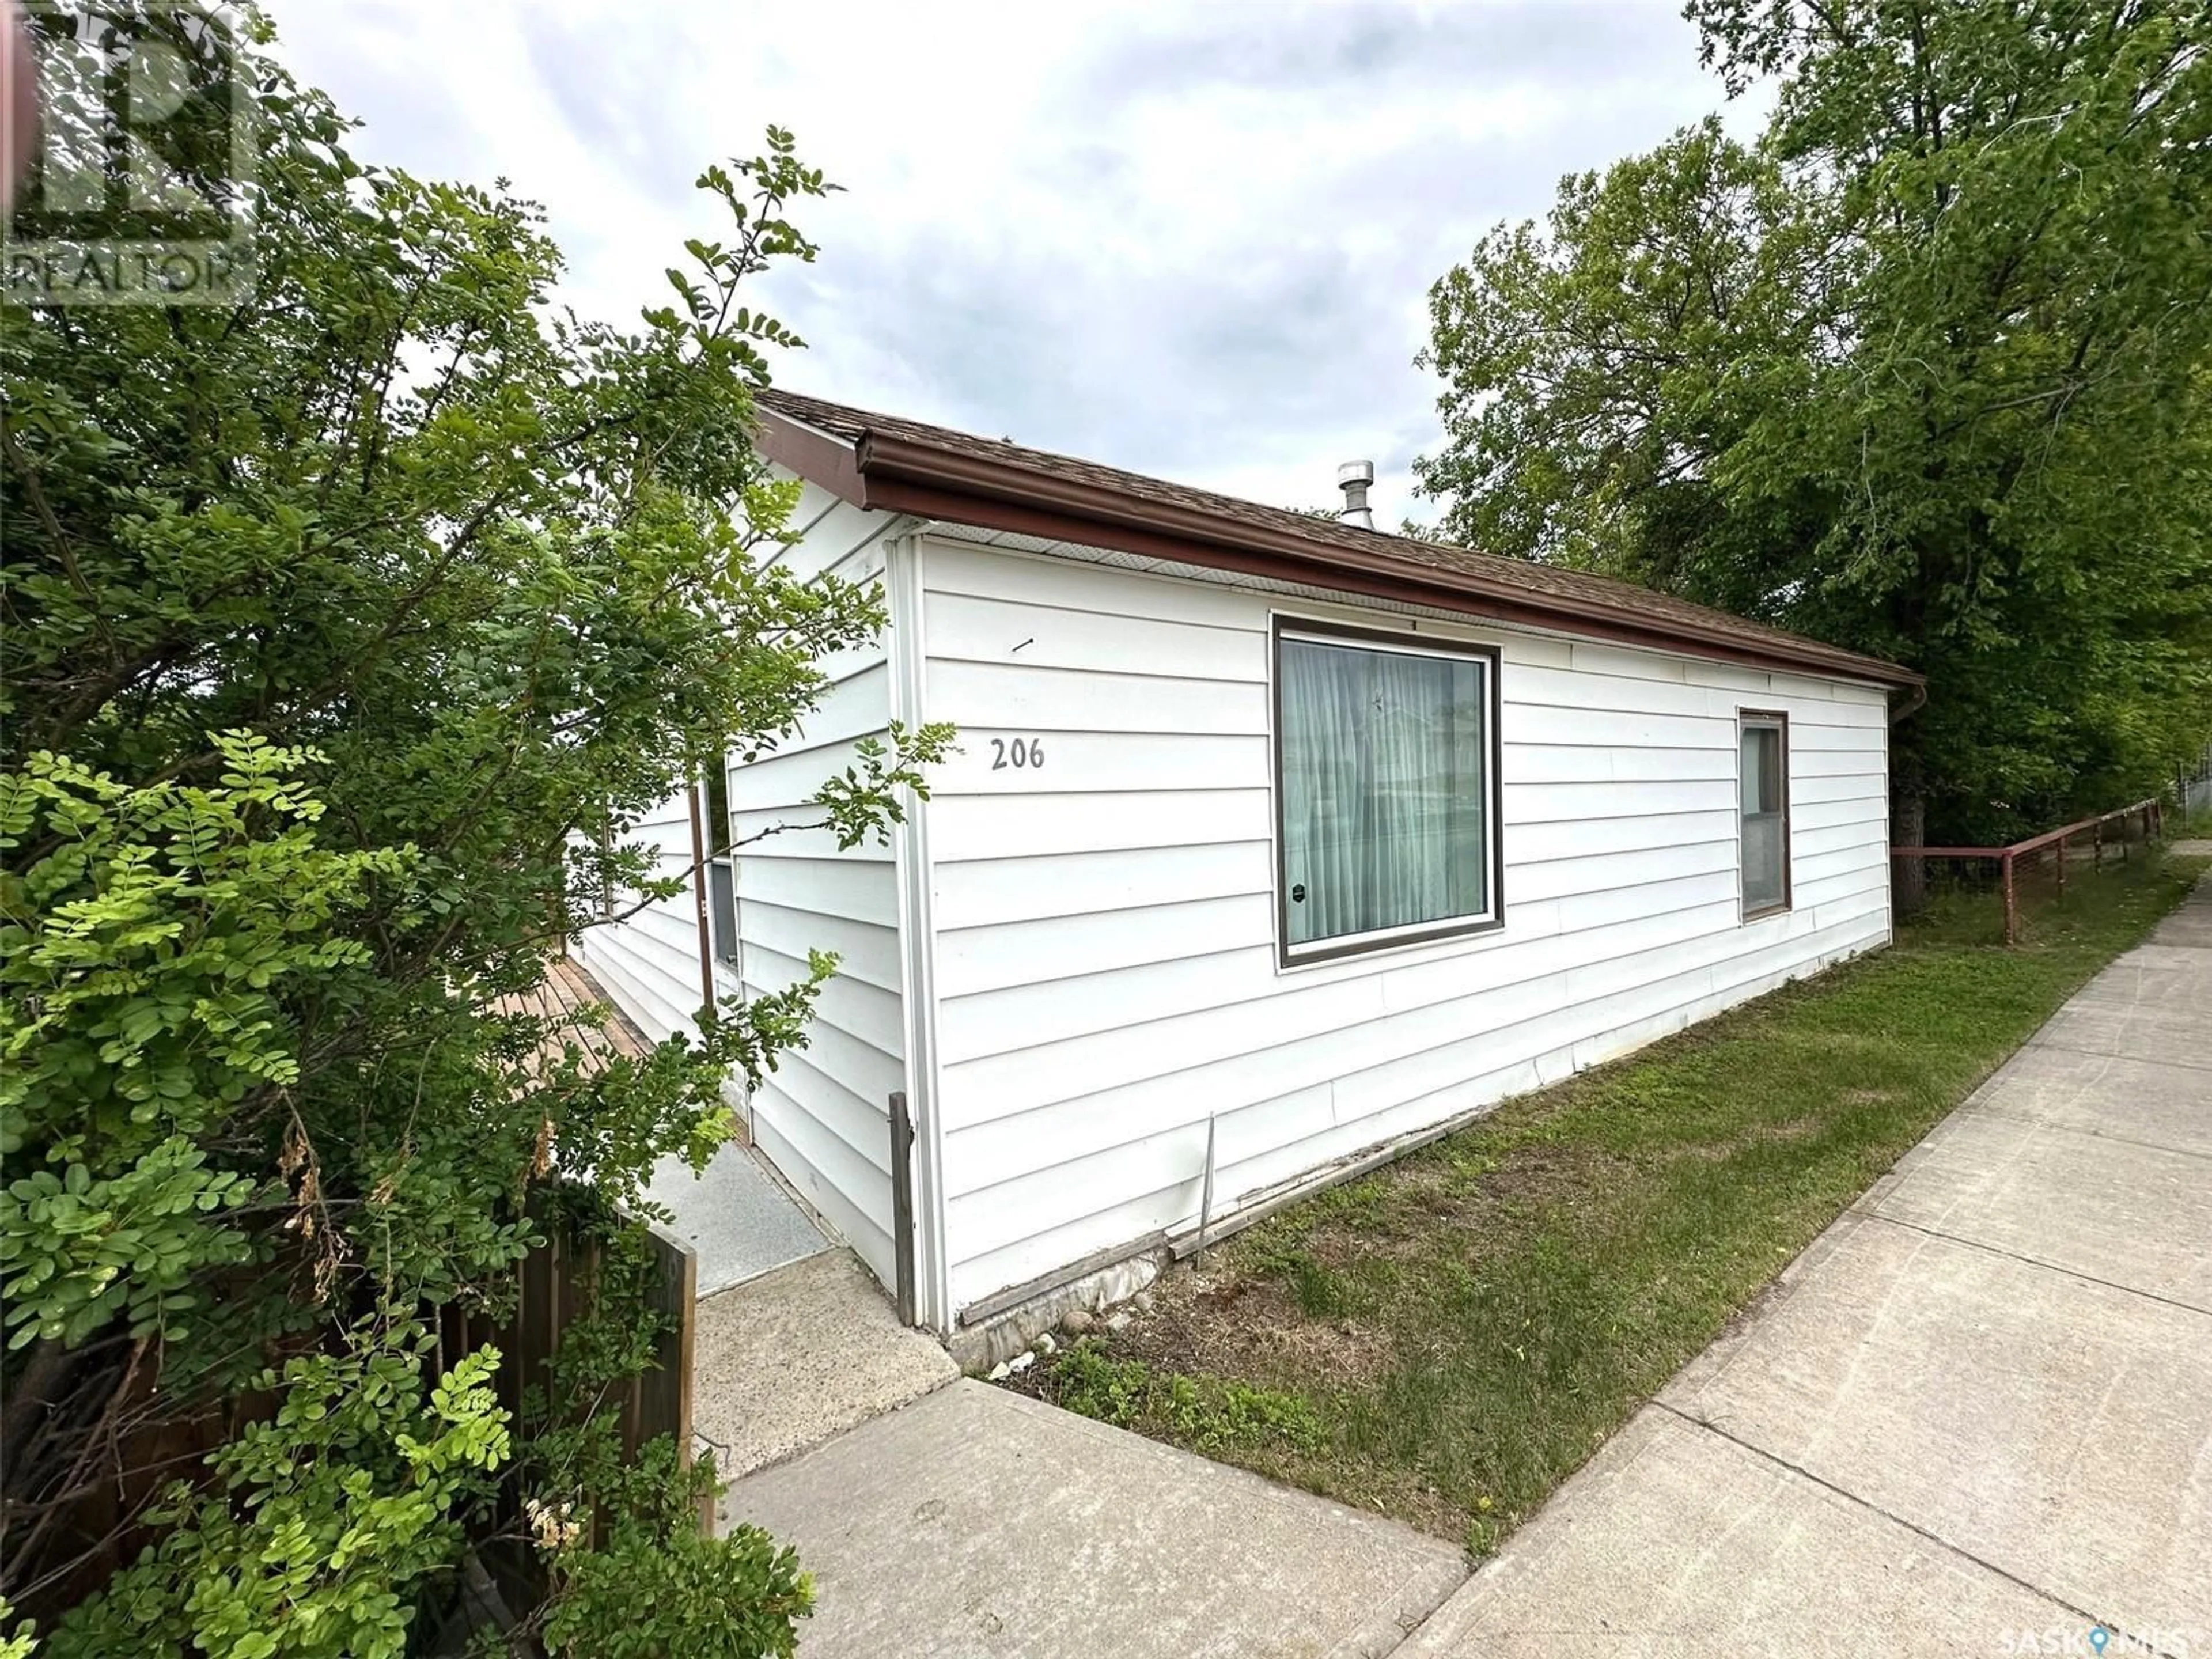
[918,537,1893,1315]
[571,480,899,1049]
[728,477,904,1289]
[574,791,703,1046]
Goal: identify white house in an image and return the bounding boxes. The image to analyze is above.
[577,389,1921,1349]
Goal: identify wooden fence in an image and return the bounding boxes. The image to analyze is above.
[1892,798,2163,944]
[433,1191,703,1616]
[12,1196,702,1642]
[442,1208,696,1464]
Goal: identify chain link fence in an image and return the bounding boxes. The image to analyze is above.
[2181,745,2212,829]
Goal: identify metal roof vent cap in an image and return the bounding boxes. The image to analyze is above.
[1336,460,1375,530]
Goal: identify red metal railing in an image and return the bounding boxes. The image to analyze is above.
[1892,798,2164,945]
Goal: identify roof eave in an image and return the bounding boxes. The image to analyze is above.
[755,408,1922,691]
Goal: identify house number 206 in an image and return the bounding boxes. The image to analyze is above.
[990,737,1044,770]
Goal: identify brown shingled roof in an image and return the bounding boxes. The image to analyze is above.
[752,388,1919,690]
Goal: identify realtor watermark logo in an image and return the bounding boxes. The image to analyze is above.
[4,1,255,305]
[1998,1623,2205,1656]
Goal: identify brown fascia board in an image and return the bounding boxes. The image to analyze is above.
[755,408,1921,690]
[756,405,867,502]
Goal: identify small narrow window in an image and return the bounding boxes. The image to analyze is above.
[1274,619,1501,964]
[594,824,619,920]
[1739,712,1790,919]
[702,766,739,966]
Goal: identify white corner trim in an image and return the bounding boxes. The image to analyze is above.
[884,533,952,1332]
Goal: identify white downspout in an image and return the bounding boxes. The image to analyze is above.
[884,532,952,1333]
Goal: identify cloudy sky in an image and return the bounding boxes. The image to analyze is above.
[268,2,1749,531]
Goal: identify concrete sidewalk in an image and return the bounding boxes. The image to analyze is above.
[1403,876,2212,1658]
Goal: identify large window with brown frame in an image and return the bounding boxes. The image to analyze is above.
[1272,618,1503,966]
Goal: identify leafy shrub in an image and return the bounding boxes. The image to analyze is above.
[42,1335,507,1659]
[0,12,944,1650]
[540,1440,812,1659]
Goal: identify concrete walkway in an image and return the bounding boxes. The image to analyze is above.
[727,1380,1467,1658]
[1404,876,2212,1658]
[695,1248,957,1480]
[643,1140,831,1299]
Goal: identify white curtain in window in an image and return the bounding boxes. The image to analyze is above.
[1280,638,1487,946]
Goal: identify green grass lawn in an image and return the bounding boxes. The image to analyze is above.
[1021,850,2208,1556]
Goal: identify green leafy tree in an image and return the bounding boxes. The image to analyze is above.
[0,15,945,1652]
[1418,0,2212,842]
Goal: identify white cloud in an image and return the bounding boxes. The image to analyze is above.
[267,0,1740,531]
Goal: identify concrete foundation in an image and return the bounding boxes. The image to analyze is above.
[946,1250,1163,1372]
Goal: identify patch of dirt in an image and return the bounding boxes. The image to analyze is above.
[1680,1115,1833,1161]
[1839,1088,1903,1107]
[1084,1142,1635,1393]
[1107,1263,1393,1391]
[1298,1142,1633,1269]
[1709,1271,1797,1345]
